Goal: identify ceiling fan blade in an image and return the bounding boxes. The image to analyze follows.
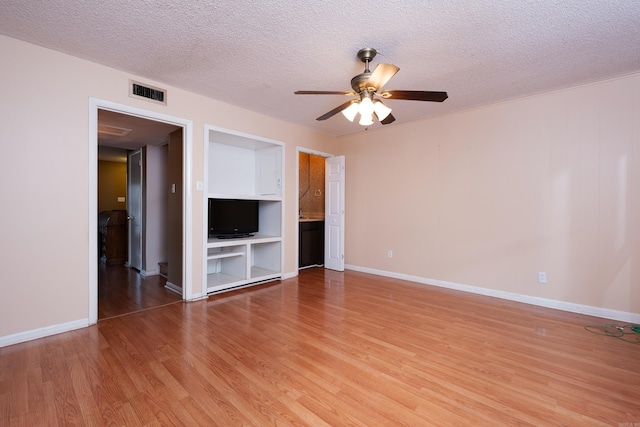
[379,90,448,102]
[364,63,400,91]
[316,100,355,121]
[295,90,355,96]
[378,112,396,125]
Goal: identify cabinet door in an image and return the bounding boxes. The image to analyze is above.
[299,221,324,267]
[299,223,312,267]
[310,221,324,265]
[209,143,255,195]
[256,146,282,196]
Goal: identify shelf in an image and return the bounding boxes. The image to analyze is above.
[207,252,244,260]
[207,273,245,289]
[251,241,281,277]
[206,235,281,247]
[205,125,284,295]
[250,267,280,280]
[207,193,282,202]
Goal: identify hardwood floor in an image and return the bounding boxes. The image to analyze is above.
[98,260,182,320]
[2,268,639,425]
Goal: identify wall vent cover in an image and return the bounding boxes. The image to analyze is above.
[129,80,167,105]
[98,124,133,137]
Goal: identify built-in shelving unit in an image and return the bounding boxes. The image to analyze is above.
[204,126,284,294]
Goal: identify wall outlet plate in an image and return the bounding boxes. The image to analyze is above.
[538,272,547,284]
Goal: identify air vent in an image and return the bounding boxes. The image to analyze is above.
[98,124,132,137]
[129,80,167,105]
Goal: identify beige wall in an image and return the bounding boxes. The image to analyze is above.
[0,35,336,339]
[98,160,127,212]
[338,73,640,315]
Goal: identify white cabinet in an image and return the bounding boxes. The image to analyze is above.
[204,126,284,294]
[205,236,282,292]
[208,135,282,199]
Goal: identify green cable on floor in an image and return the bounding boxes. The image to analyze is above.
[584,323,640,343]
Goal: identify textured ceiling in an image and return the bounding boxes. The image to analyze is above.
[2,0,640,137]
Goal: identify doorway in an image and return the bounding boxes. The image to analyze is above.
[89,99,194,324]
[297,148,345,272]
[97,110,182,319]
[298,151,326,268]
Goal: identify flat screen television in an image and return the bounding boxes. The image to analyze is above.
[208,198,259,238]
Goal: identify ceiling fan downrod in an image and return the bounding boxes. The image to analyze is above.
[356,48,377,67]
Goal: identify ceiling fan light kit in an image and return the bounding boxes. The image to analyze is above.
[295,48,448,128]
[373,100,392,120]
[341,101,359,122]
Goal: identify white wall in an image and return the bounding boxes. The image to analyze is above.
[0,35,336,342]
[143,144,168,274]
[338,73,640,318]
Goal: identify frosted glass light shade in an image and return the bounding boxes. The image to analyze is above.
[341,102,359,122]
[373,101,392,120]
[359,113,374,126]
[358,97,374,117]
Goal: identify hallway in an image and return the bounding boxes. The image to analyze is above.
[98,260,181,319]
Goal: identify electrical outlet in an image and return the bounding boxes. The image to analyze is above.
[538,272,547,284]
[387,250,393,258]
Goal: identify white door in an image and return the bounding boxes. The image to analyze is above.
[324,155,345,271]
[128,150,143,270]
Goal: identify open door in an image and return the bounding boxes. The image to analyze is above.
[324,155,345,271]
[127,150,142,270]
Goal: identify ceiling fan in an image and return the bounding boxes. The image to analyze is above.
[295,48,448,127]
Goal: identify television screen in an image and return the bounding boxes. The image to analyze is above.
[208,199,259,238]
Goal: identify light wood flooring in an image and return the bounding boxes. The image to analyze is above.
[2,267,639,425]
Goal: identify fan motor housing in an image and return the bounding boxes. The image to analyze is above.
[351,72,372,93]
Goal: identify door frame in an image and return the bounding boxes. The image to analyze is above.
[296,147,337,272]
[89,98,194,324]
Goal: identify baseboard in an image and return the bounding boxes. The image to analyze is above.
[0,318,89,348]
[282,271,298,280]
[164,281,182,295]
[140,268,159,278]
[345,264,640,324]
[187,293,208,301]
[5,267,633,349]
